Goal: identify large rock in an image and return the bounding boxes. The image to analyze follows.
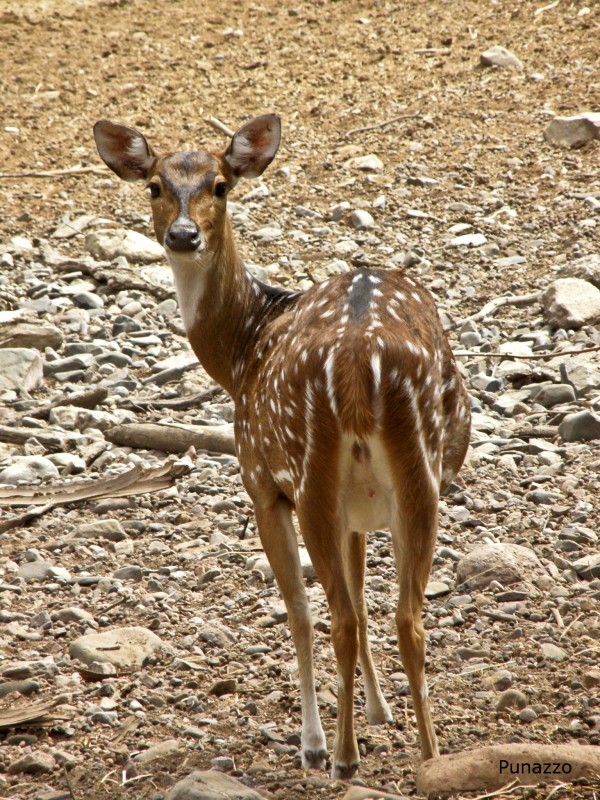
[0,348,44,393]
[70,519,128,543]
[0,456,60,486]
[558,410,600,442]
[541,278,600,329]
[558,253,600,288]
[544,112,600,148]
[85,229,165,264]
[417,744,600,794]
[166,770,264,800]
[456,543,543,590]
[69,627,167,673]
[0,321,63,351]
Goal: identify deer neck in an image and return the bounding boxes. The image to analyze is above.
[167,215,271,397]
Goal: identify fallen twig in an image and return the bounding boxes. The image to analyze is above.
[453,343,600,360]
[346,112,421,137]
[452,344,600,360]
[205,115,235,138]
[460,780,519,800]
[123,385,223,411]
[64,766,78,800]
[460,292,541,325]
[18,385,109,421]
[0,165,107,179]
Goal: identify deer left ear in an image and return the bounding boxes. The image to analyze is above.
[223,114,281,183]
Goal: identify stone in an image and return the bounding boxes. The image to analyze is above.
[544,113,600,148]
[247,547,315,581]
[18,560,54,582]
[456,543,543,590]
[208,678,237,697]
[0,321,63,350]
[85,229,165,263]
[571,553,600,580]
[69,626,166,673]
[195,622,237,648]
[349,209,375,230]
[7,751,56,775]
[495,689,528,711]
[425,581,451,599]
[47,452,86,473]
[44,353,96,376]
[345,154,384,172]
[71,519,128,543]
[518,706,538,722]
[0,348,44,392]
[166,770,264,800]
[133,739,182,763]
[528,382,576,408]
[582,669,600,689]
[72,291,105,310]
[558,253,600,288]
[540,642,567,662]
[0,456,60,486]
[450,233,487,247]
[558,410,600,442]
[542,277,600,329]
[341,788,408,800]
[480,45,524,71]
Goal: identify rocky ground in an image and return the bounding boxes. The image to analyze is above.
[0,1,599,799]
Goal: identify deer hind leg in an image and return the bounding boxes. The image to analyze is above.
[389,480,440,762]
[296,500,360,780]
[253,497,327,770]
[342,531,393,725]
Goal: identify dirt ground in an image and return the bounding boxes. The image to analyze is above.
[0,0,599,799]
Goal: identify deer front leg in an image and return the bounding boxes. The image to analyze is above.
[253,497,327,770]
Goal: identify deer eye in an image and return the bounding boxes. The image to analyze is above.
[148,183,161,199]
[214,181,228,199]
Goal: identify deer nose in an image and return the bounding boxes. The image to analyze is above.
[165,221,203,252]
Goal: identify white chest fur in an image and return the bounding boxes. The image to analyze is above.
[168,252,211,334]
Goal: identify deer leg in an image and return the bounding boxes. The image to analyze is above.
[342,531,393,725]
[297,502,360,780]
[253,497,327,770]
[390,497,440,763]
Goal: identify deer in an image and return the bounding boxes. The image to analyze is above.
[94,113,471,779]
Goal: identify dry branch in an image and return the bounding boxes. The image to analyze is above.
[105,422,235,455]
[459,292,540,325]
[0,460,190,533]
[19,385,109,421]
[0,424,79,450]
[205,115,235,138]
[346,112,421,137]
[123,386,223,411]
[0,165,107,180]
[453,343,600,361]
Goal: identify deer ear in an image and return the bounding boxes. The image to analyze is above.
[223,114,281,182]
[94,120,156,181]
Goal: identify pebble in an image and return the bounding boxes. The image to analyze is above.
[540,642,568,662]
[7,751,56,775]
[456,543,543,590]
[480,45,524,71]
[496,689,528,711]
[349,209,375,230]
[71,519,128,542]
[345,154,384,172]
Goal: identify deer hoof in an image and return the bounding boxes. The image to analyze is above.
[302,748,328,771]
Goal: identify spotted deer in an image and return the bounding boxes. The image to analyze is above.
[94,114,471,778]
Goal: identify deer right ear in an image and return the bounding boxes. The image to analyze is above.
[94,120,156,181]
